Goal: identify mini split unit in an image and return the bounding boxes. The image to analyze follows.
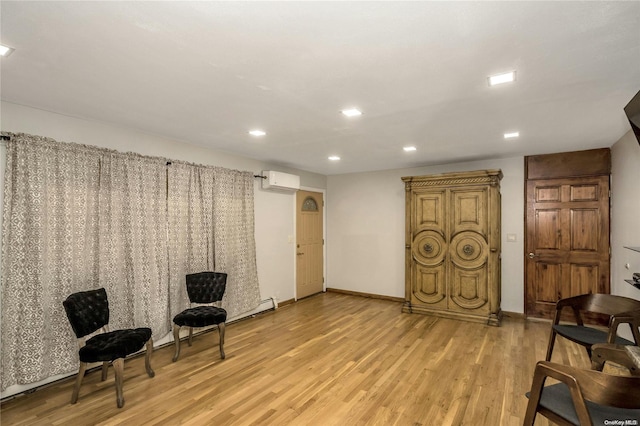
[261,171,300,191]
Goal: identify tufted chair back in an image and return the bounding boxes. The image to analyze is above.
[62,287,154,408]
[63,288,110,338]
[186,272,227,304]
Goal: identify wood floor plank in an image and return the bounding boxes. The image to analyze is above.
[1,292,589,425]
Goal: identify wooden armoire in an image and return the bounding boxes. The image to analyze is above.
[402,170,503,326]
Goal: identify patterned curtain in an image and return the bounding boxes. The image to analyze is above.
[1,135,102,388]
[167,164,261,320]
[1,132,261,391]
[212,167,261,318]
[167,163,216,321]
[97,153,170,338]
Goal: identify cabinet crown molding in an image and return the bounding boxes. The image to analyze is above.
[402,169,503,189]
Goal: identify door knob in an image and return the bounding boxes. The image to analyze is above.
[528,252,537,259]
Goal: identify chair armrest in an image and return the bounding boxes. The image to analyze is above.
[523,361,593,426]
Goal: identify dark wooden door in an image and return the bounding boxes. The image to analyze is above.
[525,152,611,319]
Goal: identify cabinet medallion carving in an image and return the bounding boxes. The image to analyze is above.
[412,231,446,266]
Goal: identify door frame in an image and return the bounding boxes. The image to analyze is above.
[293,186,327,300]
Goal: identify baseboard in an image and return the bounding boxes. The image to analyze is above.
[501,312,554,323]
[502,311,526,320]
[277,298,295,308]
[524,316,552,323]
[326,288,404,303]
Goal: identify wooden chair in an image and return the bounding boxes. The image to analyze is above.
[172,272,228,362]
[63,288,155,408]
[524,344,640,425]
[545,293,640,363]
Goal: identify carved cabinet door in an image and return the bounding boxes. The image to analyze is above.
[447,187,492,316]
[410,189,448,310]
[403,170,502,325]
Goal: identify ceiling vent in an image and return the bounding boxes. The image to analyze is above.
[261,171,300,191]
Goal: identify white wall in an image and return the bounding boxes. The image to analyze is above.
[611,130,640,301]
[0,101,327,307]
[327,157,525,313]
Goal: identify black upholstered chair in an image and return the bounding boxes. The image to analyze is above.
[524,344,640,425]
[63,288,154,408]
[545,294,640,363]
[172,272,228,362]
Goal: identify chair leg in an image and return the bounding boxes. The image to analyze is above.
[101,361,109,381]
[172,324,181,362]
[113,358,125,408]
[188,327,193,346]
[145,338,155,377]
[71,362,87,404]
[218,322,226,359]
[545,329,557,361]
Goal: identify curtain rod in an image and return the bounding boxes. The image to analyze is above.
[1,133,259,175]
[254,174,266,179]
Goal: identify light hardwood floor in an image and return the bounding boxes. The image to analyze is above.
[1,292,592,425]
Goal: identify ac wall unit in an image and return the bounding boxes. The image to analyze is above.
[261,171,300,191]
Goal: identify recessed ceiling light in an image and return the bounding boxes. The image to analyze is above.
[328,155,341,161]
[488,71,515,86]
[403,146,417,152]
[249,130,266,137]
[0,44,15,57]
[341,108,362,117]
[504,131,520,139]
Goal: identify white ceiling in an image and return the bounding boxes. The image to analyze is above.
[1,1,639,175]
